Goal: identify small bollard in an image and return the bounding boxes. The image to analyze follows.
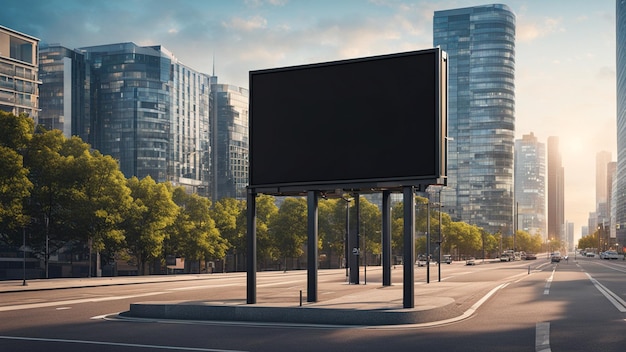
[299,290,302,306]
[528,265,530,274]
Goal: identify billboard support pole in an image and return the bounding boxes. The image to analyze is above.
[382,190,392,286]
[246,189,257,304]
[349,194,360,284]
[307,191,319,302]
[403,186,415,308]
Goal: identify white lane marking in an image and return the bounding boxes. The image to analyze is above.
[0,335,248,352]
[585,273,626,313]
[535,322,551,352]
[544,268,555,295]
[0,291,165,312]
[169,284,241,291]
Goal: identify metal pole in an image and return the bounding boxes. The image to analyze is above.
[344,197,350,280]
[403,186,415,308]
[382,190,392,286]
[426,200,430,284]
[22,227,27,286]
[307,191,318,302]
[246,190,257,304]
[438,188,442,282]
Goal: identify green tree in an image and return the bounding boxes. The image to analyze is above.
[234,194,279,270]
[210,197,246,270]
[270,197,307,270]
[358,197,382,264]
[0,112,34,235]
[169,187,227,272]
[0,146,32,234]
[123,176,178,275]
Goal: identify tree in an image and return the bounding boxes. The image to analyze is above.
[0,146,32,234]
[169,187,227,273]
[269,197,307,270]
[123,176,178,275]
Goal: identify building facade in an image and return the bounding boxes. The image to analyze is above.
[0,25,39,120]
[547,136,565,242]
[38,44,88,139]
[77,43,212,195]
[616,0,626,248]
[514,132,546,237]
[433,4,516,235]
[211,83,249,201]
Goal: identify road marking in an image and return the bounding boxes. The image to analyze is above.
[0,335,248,352]
[585,273,626,313]
[535,322,551,352]
[0,292,166,312]
[544,268,555,295]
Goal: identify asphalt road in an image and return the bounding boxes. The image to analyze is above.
[0,255,625,351]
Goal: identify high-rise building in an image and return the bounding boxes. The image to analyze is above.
[514,132,546,237]
[38,44,88,139]
[608,161,617,239]
[433,4,516,235]
[596,151,611,230]
[211,83,249,201]
[616,0,626,247]
[547,136,565,242]
[0,25,39,120]
[78,43,212,195]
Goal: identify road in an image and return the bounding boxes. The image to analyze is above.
[0,255,624,351]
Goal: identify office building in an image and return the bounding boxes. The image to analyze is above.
[0,25,39,120]
[616,0,626,247]
[514,132,546,237]
[38,44,88,139]
[547,136,565,242]
[78,43,212,195]
[433,4,516,235]
[211,83,249,201]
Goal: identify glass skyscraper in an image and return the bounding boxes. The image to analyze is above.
[39,44,88,139]
[433,4,516,235]
[615,0,626,247]
[78,43,212,195]
[211,83,249,201]
[514,133,546,237]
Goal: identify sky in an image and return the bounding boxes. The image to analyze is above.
[0,0,618,238]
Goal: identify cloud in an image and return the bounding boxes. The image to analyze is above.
[223,15,268,31]
[517,17,563,43]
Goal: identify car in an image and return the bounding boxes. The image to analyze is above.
[443,254,453,264]
[603,250,619,260]
[550,252,561,263]
[416,255,427,267]
[525,253,537,260]
[466,257,476,265]
[586,252,595,257]
[500,253,512,262]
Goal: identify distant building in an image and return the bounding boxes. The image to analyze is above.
[38,44,88,139]
[211,83,249,201]
[433,4,516,235]
[547,136,565,242]
[0,25,39,120]
[514,132,546,237]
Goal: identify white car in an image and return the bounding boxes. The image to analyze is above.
[602,251,619,260]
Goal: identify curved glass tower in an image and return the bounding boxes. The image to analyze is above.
[434,4,516,235]
[616,0,626,246]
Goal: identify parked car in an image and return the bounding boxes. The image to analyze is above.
[465,257,476,265]
[416,255,427,267]
[443,254,452,264]
[500,253,512,262]
[586,252,595,257]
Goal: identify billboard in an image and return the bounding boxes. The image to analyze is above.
[249,48,447,194]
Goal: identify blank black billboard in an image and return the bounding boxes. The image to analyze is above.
[249,48,447,193]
